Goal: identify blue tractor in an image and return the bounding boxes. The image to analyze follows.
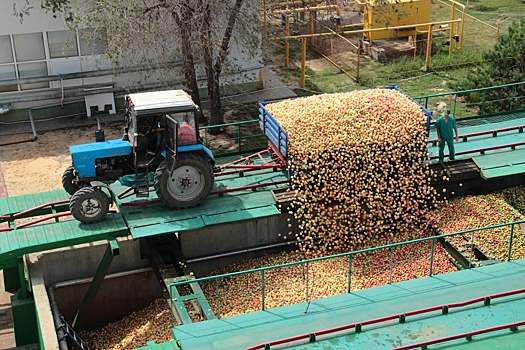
[62,90,215,223]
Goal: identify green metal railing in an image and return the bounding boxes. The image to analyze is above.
[415,82,525,119]
[169,220,525,324]
[199,120,268,157]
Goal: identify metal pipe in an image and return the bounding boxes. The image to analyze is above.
[0,62,182,87]
[425,24,434,71]
[285,15,290,67]
[48,284,69,350]
[51,267,153,290]
[301,38,306,88]
[272,5,340,16]
[186,240,299,263]
[270,19,462,40]
[265,0,322,9]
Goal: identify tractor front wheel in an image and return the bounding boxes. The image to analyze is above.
[70,187,110,223]
[154,153,214,209]
[62,165,80,195]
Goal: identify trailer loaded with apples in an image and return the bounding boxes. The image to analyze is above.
[63,86,514,224]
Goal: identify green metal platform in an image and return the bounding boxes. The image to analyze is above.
[0,190,129,269]
[115,168,288,239]
[0,166,288,268]
[162,260,525,350]
[428,113,525,180]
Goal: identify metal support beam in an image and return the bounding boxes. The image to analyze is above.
[72,240,119,330]
[17,258,28,299]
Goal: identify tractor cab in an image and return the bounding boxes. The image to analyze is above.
[124,90,200,156]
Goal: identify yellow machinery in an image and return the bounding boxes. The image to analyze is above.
[359,0,431,41]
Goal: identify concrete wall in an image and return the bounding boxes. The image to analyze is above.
[33,236,149,285]
[28,236,164,332]
[27,211,298,336]
[180,212,298,276]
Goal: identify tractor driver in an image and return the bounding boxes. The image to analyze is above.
[154,114,167,153]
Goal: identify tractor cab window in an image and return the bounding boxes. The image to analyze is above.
[171,112,197,145]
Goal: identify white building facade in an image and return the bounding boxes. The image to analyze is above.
[0,0,262,118]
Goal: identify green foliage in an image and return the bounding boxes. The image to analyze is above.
[472,5,496,12]
[450,19,525,114]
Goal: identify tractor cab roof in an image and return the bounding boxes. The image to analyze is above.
[127,90,198,115]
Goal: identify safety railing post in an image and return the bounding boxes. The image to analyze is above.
[216,278,221,319]
[305,261,309,302]
[389,247,394,284]
[481,89,487,116]
[510,85,516,111]
[508,224,515,262]
[237,124,242,153]
[261,269,266,311]
[429,239,435,276]
[169,284,174,327]
[469,231,475,269]
[347,254,353,293]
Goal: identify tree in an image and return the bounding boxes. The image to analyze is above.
[14,0,261,128]
[450,19,525,114]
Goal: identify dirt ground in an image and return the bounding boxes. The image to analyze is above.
[0,124,123,197]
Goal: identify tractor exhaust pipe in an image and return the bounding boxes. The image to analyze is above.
[95,117,105,142]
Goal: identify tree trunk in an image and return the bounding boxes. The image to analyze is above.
[174,2,206,124]
[201,0,244,133]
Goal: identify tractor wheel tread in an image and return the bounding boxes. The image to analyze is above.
[62,165,80,196]
[70,187,110,224]
[154,153,214,209]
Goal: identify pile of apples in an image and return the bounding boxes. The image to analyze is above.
[264,88,437,255]
[435,188,525,263]
[79,298,173,350]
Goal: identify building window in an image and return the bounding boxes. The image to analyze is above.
[79,29,107,56]
[0,65,17,92]
[0,35,14,64]
[13,33,46,62]
[0,29,108,94]
[18,62,49,90]
[0,35,16,92]
[47,30,78,58]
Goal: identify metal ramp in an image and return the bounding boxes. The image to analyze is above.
[0,190,129,270]
[116,167,287,239]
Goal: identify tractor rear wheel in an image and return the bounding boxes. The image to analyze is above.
[154,153,214,209]
[62,165,80,195]
[70,187,110,223]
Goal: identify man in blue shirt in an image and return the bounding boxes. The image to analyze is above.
[435,108,459,162]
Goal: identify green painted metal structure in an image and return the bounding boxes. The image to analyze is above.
[415,82,525,119]
[1,87,525,349]
[167,220,524,321]
[138,260,525,350]
[115,167,288,239]
[427,111,525,179]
